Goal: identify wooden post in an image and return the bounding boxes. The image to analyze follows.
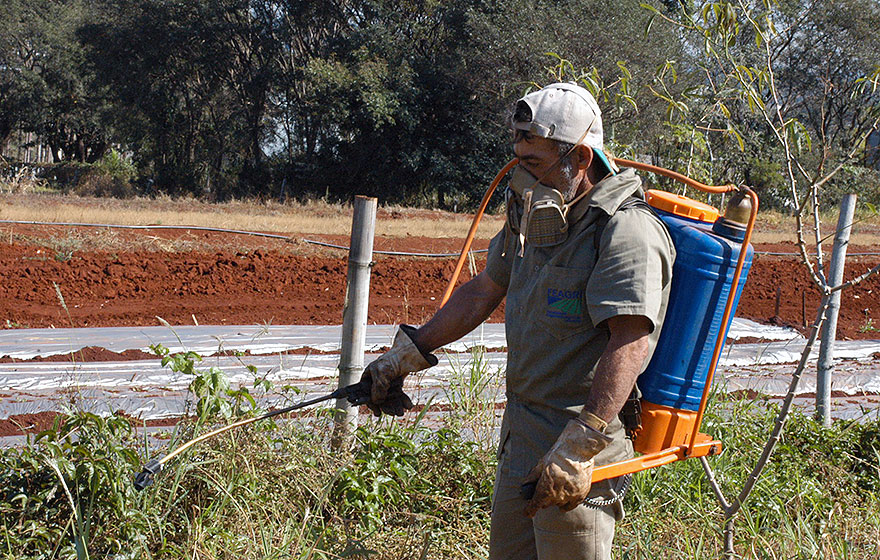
[333,195,377,445]
[774,287,781,319]
[816,194,857,427]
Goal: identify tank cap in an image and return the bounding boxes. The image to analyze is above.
[646,190,719,223]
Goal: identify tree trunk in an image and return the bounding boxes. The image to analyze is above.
[0,120,13,157]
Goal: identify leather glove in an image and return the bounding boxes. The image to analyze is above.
[363,376,414,417]
[358,325,437,416]
[523,415,612,517]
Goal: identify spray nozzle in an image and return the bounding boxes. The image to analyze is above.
[713,186,753,242]
[134,458,163,491]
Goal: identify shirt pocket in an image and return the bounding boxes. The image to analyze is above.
[532,265,593,339]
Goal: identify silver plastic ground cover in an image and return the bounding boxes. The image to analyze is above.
[1,320,877,427]
[0,318,799,360]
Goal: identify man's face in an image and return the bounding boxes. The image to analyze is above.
[513,131,585,202]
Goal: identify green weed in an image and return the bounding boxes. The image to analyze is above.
[618,394,880,558]
[442,347,503,449]
[858,310,878,333]
[1,347,878,559]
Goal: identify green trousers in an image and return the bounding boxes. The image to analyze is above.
[488,397,631,560]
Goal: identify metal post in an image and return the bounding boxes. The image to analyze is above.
[333,195,377,444]
[816,194,857,426]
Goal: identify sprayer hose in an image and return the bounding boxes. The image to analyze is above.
[439,157,740,307]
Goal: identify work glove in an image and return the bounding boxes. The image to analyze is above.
[522,414,613,517]
[359,325,437,417]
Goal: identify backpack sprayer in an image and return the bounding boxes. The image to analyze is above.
[445,157,758,486]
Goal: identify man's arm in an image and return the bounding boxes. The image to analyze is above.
[523,314,652,516]
[358,268,506,414]
[409,269,507,353]
[582,314,652,423]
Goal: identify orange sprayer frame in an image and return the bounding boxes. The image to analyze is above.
[440,157,759,484]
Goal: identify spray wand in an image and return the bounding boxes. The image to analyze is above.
[133,380,372,491]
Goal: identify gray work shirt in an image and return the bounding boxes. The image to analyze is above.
[486,168,675,471]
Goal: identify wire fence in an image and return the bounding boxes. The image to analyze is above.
[2,219,880,257]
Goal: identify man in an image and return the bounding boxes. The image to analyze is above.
[361,82,675,559]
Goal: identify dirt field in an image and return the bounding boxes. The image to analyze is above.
[1,219,880,340]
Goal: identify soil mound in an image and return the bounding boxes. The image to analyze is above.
[1,237,878,340]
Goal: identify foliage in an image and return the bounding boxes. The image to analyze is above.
[69,150,138,198]
[637,0,880,212]
[332,425,494,534]
[4,0,684,205]
[7,0,878,209]
[1,412,147,558]
[620,396,880,558]
[442,347,504,448]
[0,0,114,163]
[0,336,878,558]
[2,381,878,559]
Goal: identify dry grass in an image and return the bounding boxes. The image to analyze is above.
[15,228,208,255]
[0,166,49,195]
[752,209,880,246]
[0,193,506,240]
[3,193,880,249]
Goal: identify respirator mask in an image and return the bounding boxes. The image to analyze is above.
[506,164,586,249]
[504,81,615,253]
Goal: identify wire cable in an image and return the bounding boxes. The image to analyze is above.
[0,219,488,258]
[3,219,878,257]
[301,238,487,257]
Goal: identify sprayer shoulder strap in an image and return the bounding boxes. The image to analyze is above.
[592,196,658,253]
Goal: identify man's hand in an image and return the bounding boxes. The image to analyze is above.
[358,325,437,416]
[522,417,612,517]
[357,375,415,417]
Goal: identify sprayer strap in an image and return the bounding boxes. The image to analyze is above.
[592,196,658,253]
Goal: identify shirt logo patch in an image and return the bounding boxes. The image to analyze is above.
[546,288,584,323]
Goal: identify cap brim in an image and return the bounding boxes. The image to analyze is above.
[592,148,618,177]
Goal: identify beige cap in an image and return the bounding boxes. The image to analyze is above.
[512,82,617,175]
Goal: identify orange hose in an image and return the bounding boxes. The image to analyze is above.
[613,158,738,194]
[439,158,518,308]
[438,154,758,473]
[440,157,742,305]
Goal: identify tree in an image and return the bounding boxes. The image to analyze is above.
[641,0,880,555]
[0,0,114,162]
[81,0,288,195]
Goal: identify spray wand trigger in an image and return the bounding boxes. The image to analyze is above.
[134,458,163,491]
[341,378,373,406]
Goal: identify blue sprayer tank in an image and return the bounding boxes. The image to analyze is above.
[636,190,753,446]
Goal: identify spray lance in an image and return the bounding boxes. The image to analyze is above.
[133,379,373,491]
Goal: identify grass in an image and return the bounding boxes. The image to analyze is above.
[2,347,879,559]
[0,192,506,241]
[4,193,880,254]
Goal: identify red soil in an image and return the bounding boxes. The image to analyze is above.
[0,346,156,363]
[0,410,185,437]
[2,229,880,437]
[1,228,880,341]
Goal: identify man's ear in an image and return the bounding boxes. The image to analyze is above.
[574,144,593,170]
